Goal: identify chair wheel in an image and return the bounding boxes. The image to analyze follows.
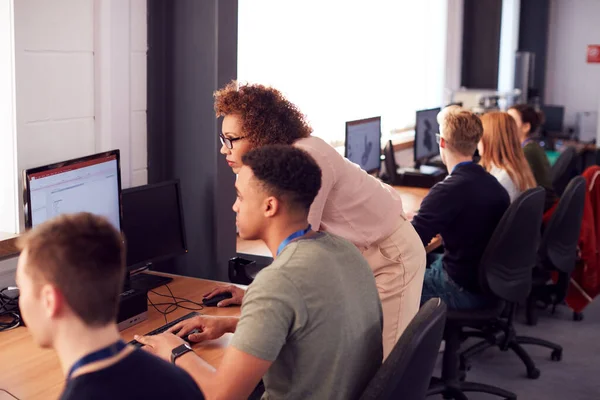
[573,312,584,321]
[527,367,541,379]
[551,349,563,361]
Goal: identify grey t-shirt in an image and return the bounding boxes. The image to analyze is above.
[231,232,383,400]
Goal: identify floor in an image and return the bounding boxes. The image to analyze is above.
[429,300,600,399]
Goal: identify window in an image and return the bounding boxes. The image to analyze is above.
[238,0,449,145]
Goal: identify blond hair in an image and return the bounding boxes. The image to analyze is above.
[437,106,483,156]
[480,112,537,192]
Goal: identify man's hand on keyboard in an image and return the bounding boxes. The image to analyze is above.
[203,285,245,307]
[168,315,238,342]
[134,332,186,362]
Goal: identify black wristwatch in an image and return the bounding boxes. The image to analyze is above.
[171,343,193,364]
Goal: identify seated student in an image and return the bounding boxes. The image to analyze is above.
[412,107,510,309]
[211,82,425,359]
[508,104,558,212]
[479,111,537,202]
[136,146,383,400]
[15,213,203,400]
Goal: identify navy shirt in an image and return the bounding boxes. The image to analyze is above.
[412,162,510,292]
[60,348,204,400]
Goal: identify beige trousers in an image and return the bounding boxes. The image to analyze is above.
[361,217,426,360]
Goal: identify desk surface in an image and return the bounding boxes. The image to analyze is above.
[237,185,440,256]
[0,275,237,400]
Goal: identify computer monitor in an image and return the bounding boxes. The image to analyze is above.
[345,116,382,174]
[121,180,187,272]
[23,150,122,230]
[414,108,441,165]
[541,105,565,133]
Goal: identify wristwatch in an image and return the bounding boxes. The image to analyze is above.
[171,343,193,364]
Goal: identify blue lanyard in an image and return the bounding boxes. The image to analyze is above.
[67,340,126,380]
[522,138,533,147]
[451,161,473,174]
[276,225,312,256]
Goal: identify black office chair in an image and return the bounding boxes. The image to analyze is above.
[551,146,578,196]
[382,140,402,185]
[360,298,446,400]
[428,188,545,400]
[228,255,272,285]
[526,176,586,326]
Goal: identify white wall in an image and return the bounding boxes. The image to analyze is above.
[129,0,148,187]
[0,0,148,282]
[9,0,148,231]
[546,0,600,127]
[0,1,18,234]
[497,0,520,92]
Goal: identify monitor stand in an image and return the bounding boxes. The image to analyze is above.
[125,264,173,292]
[395,158,447,188]
[415,156,446,173]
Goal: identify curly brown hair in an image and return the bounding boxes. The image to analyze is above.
[214,81,313,147]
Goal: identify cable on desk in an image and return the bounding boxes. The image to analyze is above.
[0,287,21,332]
[0,388,20,400]
[147,284,204,324]
[151,285,205,309]
[147,295,178,324]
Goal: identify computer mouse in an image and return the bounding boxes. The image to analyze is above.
[202,292,233,307]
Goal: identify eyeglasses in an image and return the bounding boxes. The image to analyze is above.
[219,133,246,149]
[435,133,442,144]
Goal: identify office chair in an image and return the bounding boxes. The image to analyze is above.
[428,188,545,399]
[551,146,578,196]
[526,176,586,326]
[228,255,272,285]
[359,298,446,400]
[460,181,586,381]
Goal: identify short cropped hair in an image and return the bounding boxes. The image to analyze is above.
[437,106,483,156]
[214,81,312,147]
[242,145,322,212]
[17,213,125,327]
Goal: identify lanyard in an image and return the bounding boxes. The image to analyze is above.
[521,138,533,147]
[276,225,312,256]
[451,161,473,174]
[67,340,127,380]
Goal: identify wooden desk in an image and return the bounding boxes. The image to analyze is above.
[0,275,238,400]
[237,185,441,256]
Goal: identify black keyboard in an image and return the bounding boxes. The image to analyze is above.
[128,311,201,348]
[128,272,173,291]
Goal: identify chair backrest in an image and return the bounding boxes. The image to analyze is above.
[479,187,545,303]
[539,176,586,274]
[359,298,446,400]
[552,146,578,196]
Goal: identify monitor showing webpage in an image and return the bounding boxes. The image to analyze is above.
[25,152,121,230]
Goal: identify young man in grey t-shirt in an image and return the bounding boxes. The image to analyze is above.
[137,145,383,400]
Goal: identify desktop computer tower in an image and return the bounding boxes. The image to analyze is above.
[117,287,148,331]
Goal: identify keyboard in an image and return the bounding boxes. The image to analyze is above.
[128,272,173,291]
[128,311,201,348]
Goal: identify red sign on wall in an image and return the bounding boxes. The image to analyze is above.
[587,45,600,63]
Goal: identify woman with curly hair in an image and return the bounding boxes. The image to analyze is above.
[211,81,426,359]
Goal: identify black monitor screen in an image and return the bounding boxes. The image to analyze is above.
[345,116,381,173]
[414,108,441,163]
[122,180,187,271]
[541,105,564,132]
